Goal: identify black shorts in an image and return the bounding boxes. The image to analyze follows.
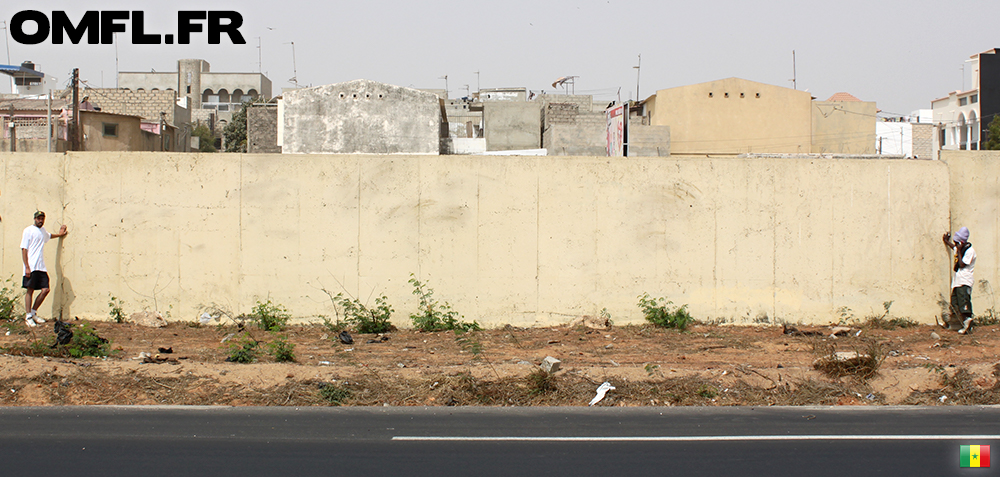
[951,285,973,316]
[22,271,49,290]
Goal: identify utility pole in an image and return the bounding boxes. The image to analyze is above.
[71,68,80,151]
[439,75,448,99]
[791,50,797,90]
[8,103,15,152]
[634,54,641,101]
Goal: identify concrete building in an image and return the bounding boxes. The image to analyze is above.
[247,103,280,154]
[0,98,175,152]
[931,48,1000,151]
[281,79,443,154]
[641,78,875,155]
[118,59,272,125]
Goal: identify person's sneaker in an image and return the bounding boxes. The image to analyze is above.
[32,315,46,324]
[958,318,974,335]
[24,317,37,327]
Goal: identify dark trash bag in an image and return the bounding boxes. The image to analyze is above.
[338,330,353,345]
[51,320,73,348]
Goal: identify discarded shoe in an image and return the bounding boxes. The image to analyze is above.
[338,330,354,345]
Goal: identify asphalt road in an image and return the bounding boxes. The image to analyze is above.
[0,406,997,476]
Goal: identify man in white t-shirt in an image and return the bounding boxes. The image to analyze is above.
[21,211,68,327]
[942,226,976,334]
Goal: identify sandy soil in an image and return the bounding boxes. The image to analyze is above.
[1,318,998,407]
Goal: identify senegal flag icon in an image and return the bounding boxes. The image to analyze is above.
[961,445,991,468]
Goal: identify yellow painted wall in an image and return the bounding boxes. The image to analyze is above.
[0,152,951,326]
[649,78,813,154]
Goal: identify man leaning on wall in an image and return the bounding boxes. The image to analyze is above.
[942,227,976,334]
[21,211,68,327]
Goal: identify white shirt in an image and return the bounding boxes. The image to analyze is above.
[952,245,976,288]
[21,225,50,274]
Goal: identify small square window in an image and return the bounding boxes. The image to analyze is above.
[102,123,118,137]
[960,97,968,106]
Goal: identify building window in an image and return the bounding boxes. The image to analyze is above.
[960,97,968,106]
[102,123,118,137]
[971,94,978,103]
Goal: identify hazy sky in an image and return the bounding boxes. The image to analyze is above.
[2,0,998,115]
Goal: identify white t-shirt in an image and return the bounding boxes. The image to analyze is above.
[21,226,50,274]
[952,245,976,288]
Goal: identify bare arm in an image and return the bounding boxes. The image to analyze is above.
[21,248,29,276]
[50,225,68,238]
[942,232,955,249]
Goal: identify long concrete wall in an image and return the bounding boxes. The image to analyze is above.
[0,152,951,327]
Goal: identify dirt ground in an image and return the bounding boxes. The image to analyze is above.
[1,317,999,407]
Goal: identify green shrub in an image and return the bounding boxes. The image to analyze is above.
[108,295,126,323]
[250,300,291,332]
[319,383,351,405]
[67,322,112,358]
[335,293,394,334]
[226,334,260,363]
[638,293,694,330]
[0,277,21,321]
[408,274,480,332]
[268,334,296,362]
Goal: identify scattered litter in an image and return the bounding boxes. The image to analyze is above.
[547,340,560,345]
[199,313,213,325]
[366,335,390,344]
[5,331,9,336]
[517,360,532,366]
[318,361,332,366]
[604,344,614,349]
[343,348,354,352]
[939,395,948,403]
[430,381,439,389]
[338,331,353,345]
[930,332,941,340]
[396,363,405,368]
[137,352,151,360]
[53,321,73,347]
[610,360,620,367]
[866,393,876,400]
[915,356,931,360]
[541,356,561,373]
[320,334,329,340]
[220,333,237,343]
[589,382,615,406]
[854,330,862,337]
[157,347,173,354]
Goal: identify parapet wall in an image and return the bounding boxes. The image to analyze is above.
[0,152,956,326]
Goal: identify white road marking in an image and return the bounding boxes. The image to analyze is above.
[393,435,999,442]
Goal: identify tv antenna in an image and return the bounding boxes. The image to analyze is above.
[551,76,577,94]
[285,41,300,88]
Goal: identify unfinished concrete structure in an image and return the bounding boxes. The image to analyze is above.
[247,103,280,154]
[281,79,443,154]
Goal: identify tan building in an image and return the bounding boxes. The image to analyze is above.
[812,92,877,154]
[642,78,875,155]
[0,98,175,152]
